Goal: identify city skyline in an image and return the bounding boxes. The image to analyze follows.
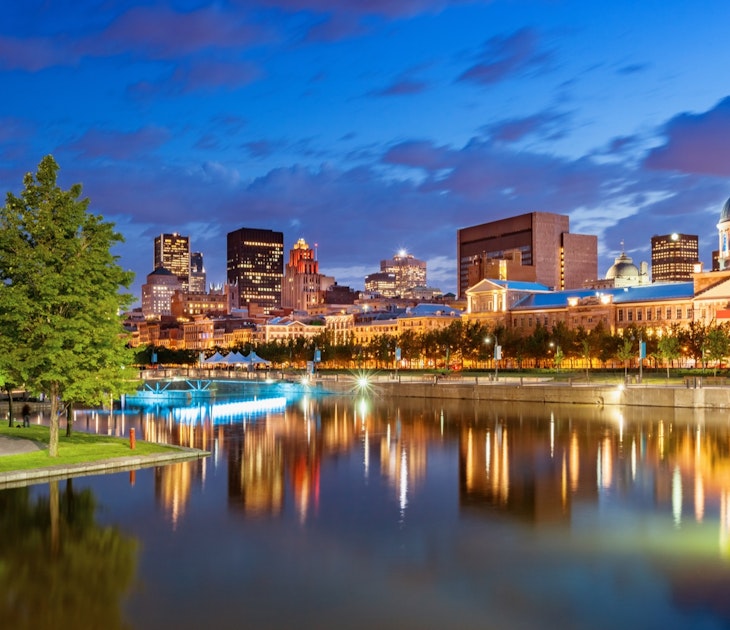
[2,1,730,301]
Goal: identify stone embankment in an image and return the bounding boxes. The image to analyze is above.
[320,375,730,409]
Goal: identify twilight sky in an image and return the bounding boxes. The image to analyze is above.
[2,0,730,303]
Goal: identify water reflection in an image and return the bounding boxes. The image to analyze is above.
[56,398,730,542]
[0,479,137,628]
[12,395,730,628]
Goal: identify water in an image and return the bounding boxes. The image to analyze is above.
[3,389,730,629]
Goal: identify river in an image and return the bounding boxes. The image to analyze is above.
[1,387,729,629]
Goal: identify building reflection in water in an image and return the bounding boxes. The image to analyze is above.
[66,392,730,555]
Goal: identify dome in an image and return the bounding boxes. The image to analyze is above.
[605,252,639,280]
[720,197,730,224]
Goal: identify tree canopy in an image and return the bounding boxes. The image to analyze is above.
[0,156,138,455]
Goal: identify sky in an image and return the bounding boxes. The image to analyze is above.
[2,0,730,304]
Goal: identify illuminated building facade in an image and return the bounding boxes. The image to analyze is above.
[364,271,396,297]
[154,233,191,292]
[650,233,699,283]
[457,212,597,298]
[170,283,237,319]
[282,238,334,311]
[189,251,207,293]
[141,267,182,317]
[381,252,427,296]
[227,227,284,314]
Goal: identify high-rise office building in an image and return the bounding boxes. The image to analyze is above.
[457,211,597,298]
[651,233,699,282]
[189,251,207,293]
[154,233,190,292]
[227,227,284,314]
[282,238,334,311]
[381,252,426,296]
[364,251,426,297]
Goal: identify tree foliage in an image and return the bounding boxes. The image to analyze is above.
[0,156,138,455]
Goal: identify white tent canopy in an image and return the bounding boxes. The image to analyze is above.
[246,351,271,365]
[203,351,226,364]
[225,351,248,364]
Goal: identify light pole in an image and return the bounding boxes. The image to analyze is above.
[486,336,501,380]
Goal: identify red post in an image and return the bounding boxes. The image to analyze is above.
[129,427,136,450]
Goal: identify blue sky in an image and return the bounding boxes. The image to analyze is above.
[2,0,730,303]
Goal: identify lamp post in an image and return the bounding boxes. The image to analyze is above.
[485,336,501,380]
[638,330,645,384]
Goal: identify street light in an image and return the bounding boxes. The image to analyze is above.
[485,335,501,380]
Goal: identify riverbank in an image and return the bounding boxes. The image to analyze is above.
[0,425,209,489]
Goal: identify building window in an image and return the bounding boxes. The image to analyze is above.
[647,309,652,321]
[618,309,624,322]
[676,308,682,320]
[666,307,672,320]
[687,308,693,319]
[627,310,633,322]
[637,310,642,321]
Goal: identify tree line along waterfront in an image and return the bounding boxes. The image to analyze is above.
[136,317,730,378]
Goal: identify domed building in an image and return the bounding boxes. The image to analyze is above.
[716,197,730,270]
[603,249,649,288]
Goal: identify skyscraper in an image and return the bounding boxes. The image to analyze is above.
[457,212,597,298]
[282,238,334,311]
[227,227,284,314]
[189,251,207,293]
[154,233,190,292]
[651,233,699,282]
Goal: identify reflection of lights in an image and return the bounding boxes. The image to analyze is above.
[172,398,287,424]
[617,413,624,445]
[358,397,369,421]
[399,447,408,517]
[550,412,555,458]
[631,438,636,481]
[672,466,683,527]
[569,432,579,491]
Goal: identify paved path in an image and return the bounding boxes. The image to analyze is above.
[0,434,43,456]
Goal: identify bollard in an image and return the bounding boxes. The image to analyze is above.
[130,427,136,450]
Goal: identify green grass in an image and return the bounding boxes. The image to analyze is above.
[0,423,181,472]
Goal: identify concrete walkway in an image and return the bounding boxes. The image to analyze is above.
[0,434,208,489]
[0,434,43,456]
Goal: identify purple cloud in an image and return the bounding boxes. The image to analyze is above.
[645,97,730,177]
[383,140,454,170]
[174,58,261,92]
[458,28,551,86]
[64,126,170,161]
[0,35,77,71]
[371,79,429,97]
[83,5,268,60]
[251,0,473,19]
[485,111,568,143]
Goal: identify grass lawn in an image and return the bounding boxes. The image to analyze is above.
[0,423,181,472]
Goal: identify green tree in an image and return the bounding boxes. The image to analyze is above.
[657,335,681,378]
[616,337,634,379]
[0,156,137,455]
[703,326,730,376]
